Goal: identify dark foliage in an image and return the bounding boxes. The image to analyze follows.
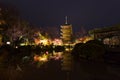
[71,40,105,61]
[54,46,65,52]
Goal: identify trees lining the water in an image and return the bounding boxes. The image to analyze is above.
[71,40,105,61]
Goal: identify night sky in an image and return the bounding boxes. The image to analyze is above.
[1,0,120,31]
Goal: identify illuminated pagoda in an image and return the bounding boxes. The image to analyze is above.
[60,16,73,44]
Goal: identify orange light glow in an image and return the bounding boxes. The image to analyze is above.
[34,54,48,62]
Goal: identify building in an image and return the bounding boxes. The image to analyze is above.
[89,25,120,46]
[60,17,73,44]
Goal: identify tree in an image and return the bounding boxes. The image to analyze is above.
[71,40,105,61]
[80,42,105,60]
[0,3,20,45]
[0,3,19,27]
[42,26,60,39]
[5,20,35,45]
[71,43,84,61]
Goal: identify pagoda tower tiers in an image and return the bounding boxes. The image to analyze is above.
[60,16,73,44]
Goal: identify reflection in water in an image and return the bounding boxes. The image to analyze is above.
[0,50,120,80]
[34,54,48,62]
[33,51,63,61]
[33,51,63,68]
[50,51,63,60]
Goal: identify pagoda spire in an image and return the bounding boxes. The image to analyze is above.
[65,16,68,24]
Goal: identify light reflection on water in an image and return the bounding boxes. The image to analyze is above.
[1,50,120,80]
[33,51,63,68]
[32,51,120,80]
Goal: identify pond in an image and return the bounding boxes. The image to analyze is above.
[0,50,120,80]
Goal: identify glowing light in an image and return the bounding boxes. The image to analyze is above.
[6,41,11,45]
[38,56,47,62]
[0,20,5,25]
[34,54,48,62]
[52,38,63,45]
[34,38,41,45]
[15,46,18,48]
[50,51,63,60]
[34,55,39,61]
[46,51,49,54]
[40,39,48,45]
[76,36,93,43]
